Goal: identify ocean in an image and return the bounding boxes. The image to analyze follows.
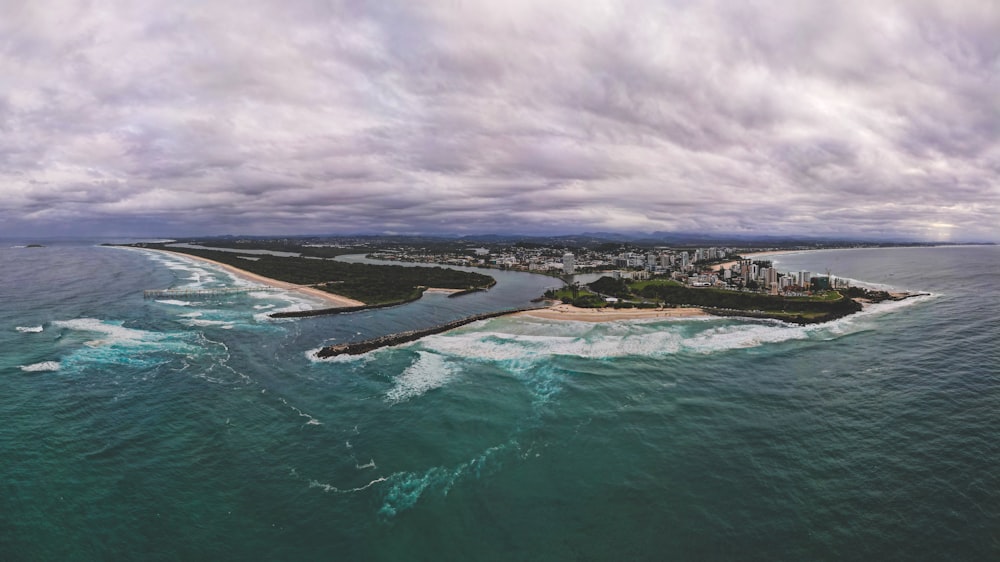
[2,243,998,560]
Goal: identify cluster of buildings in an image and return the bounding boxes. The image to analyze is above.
[368,245,736,276]
[714,260,847,294]
[369,243,846,296]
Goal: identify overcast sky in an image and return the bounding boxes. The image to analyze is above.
[2,1,998,241]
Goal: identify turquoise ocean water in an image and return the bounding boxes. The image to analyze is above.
[1,243,998,560]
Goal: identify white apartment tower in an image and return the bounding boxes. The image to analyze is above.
[562,253,575,275]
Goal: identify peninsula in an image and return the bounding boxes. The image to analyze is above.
[123,242,496,313]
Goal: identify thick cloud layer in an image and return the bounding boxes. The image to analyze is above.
[1,0,997,240]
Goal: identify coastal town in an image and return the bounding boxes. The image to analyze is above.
[365,242,849,296]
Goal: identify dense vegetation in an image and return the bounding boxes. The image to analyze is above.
[587,276,632,299]
[578,275,865,324]
[635,283,860,318]
[543,285,601,308]
[134,244,495,305]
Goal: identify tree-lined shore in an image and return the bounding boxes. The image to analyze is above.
[122,243,495,305]
[549,276,924,325]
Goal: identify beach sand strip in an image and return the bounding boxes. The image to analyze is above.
[145,249,365,307]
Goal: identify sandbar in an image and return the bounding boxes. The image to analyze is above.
[519,303,706,323]
[143,248,365,307]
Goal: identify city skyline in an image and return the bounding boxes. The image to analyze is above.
[2,1,998,242]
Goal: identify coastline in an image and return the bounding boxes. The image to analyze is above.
[519,303,706,322]
[423,287,463,294]
[711,249,807,271]
[138,248,366,307]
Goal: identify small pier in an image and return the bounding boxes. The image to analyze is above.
[144,287,279,299]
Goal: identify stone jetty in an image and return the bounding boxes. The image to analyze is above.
[270,299,414,319]
[315,307,537,358]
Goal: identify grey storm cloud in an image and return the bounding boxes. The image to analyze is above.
[0,0,997,241]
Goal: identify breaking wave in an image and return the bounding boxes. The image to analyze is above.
[418,296,932,361]
[385,351,457,404]
[16,325,43,333]
[48,317,201,371]
[53,318,164,347]
[19,361,60,372]
[155,299,196,307]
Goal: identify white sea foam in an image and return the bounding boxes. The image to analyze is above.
[49,318,199,370]
[180,318,236,328]
[53,318,156,347]
[20,361,60,372]
[141,247,327,322]
[378,441,511,517]
[142,251,234,290]
[254,300,317,323]
[305,347,375,364]
[155,299,194,307]
[310,296,928,367]
[309,476,388,494]
[681,322,812,353]
[16,325,44,333]
[421,328,684,361]
[385,351,457,404]
[420,314,872,361]
[860,292,936,316]
[278,397,322,426]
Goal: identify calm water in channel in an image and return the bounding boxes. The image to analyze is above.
[2,243,998,560]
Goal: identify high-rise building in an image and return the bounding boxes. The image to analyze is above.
[562,253,575,275]
[766,267,778,286]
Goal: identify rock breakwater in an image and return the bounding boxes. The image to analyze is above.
[315,308,537,358]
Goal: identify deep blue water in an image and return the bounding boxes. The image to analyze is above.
[1,243,998,560]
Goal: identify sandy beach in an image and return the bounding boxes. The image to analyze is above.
[711,249,808,271]
[519,303,706,322]
[146,248,365,307]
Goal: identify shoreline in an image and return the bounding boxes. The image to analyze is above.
[711,249,808,272]
[518,303,707,322]
[138,248,365,307]
[423,287,463,294]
